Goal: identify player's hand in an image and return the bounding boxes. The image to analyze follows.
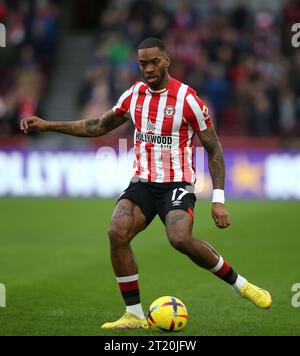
[20,116,48,134]
[212,203,231,229]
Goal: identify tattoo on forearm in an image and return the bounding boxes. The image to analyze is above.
[85,111,128,136]
[85,118,101,135]
[208,148,225,190]
[198,128,225,190]
[50,121,86,136]
[49,110,129,137]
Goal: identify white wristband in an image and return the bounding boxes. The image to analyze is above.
[212,189,225,204]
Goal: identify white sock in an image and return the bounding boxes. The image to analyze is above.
[126,303,145,319]
[232,275,247,294]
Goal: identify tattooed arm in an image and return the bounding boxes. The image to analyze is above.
[20,110,130,137]
[197,126,225,190]
[197,126,231,229]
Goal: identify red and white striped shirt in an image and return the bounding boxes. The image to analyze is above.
[113,78,211,184]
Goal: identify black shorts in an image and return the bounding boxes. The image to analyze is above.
[117,178,196,225]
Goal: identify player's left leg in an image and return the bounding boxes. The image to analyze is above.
[165,210,272,309]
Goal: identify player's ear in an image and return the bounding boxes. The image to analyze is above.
[165,53,171,68]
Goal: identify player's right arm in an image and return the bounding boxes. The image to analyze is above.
[20,110,129,137]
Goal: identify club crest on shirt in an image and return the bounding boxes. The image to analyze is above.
[164,105,175,118]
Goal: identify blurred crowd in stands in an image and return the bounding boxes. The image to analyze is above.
[0,0,61,135]
[79,0,300,144]
[1,0,300,145]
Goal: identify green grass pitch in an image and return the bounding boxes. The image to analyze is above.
[0,198,299,336]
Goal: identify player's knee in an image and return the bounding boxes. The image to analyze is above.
[169,234,191,254]
[108,225,131,246]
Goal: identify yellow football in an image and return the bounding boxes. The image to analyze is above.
[147,296,188,332]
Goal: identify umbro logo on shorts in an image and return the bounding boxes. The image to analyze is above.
[172,200,182,207]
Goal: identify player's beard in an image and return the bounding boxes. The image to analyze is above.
[145,71,167,90]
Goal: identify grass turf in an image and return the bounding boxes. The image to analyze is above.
[0,199,299,336]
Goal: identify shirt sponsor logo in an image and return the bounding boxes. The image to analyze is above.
[136,132,173,148]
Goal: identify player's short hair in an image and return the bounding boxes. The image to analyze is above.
[137,38,166,53]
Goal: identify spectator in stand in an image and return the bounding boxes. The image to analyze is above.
[78,0,299,142]
[4,0,300,143]
[0,0,60,136]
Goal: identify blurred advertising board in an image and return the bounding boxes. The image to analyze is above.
[0,149,299,199]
